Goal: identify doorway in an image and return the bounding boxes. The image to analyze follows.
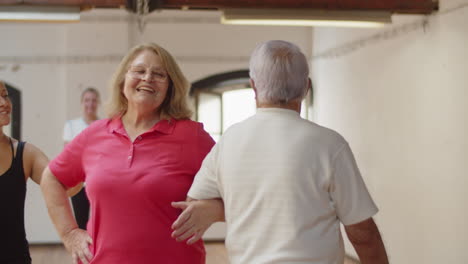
[4,82,21,140]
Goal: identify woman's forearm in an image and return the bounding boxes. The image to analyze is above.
[40,167,79,239]
[41,167,94,263]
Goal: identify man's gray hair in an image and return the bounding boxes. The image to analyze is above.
[249,40,309,104]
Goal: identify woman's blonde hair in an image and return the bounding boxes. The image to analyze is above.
[106,43,192,120]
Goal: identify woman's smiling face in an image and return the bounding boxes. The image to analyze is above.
[122,49,170,113]
[0,82,12,127]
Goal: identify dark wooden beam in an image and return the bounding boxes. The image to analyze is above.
[0,0,125,7]
[0,0,438,13]
[162,0,438,13]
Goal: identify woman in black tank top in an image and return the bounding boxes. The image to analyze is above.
[0,81,49,264]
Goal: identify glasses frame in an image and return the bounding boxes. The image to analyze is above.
[126,66,169,83]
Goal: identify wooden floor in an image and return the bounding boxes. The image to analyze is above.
[30,242,359,263]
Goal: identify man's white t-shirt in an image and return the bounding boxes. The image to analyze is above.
[63,118,88,142]
[188,108,378,264]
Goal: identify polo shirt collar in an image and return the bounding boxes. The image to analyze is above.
[107,117,176,135]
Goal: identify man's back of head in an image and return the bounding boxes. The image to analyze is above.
[249,40,309,106]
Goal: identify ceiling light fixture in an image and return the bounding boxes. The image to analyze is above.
[0,5,80,23]
[221,8,392,28]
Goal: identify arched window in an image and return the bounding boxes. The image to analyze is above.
[4,82,22,140]
[191,70,251,141]
[191,70,311,141]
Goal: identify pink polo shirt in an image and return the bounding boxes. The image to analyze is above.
[49,117,215,264]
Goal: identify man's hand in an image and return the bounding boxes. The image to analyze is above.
[62,228,93,264]
[171,199,224,245]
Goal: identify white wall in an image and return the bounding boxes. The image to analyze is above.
[311,1,468,263]
[0,8,312,243]
[1,23,68,242]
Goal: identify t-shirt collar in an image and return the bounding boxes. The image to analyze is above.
[256,107,300,116]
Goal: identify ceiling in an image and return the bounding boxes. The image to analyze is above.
[0,0,438,14]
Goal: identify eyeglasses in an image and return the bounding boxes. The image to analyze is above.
[127,66,169,83]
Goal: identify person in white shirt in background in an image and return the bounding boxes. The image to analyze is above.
[63,87,100,230]
[171,40,389,264]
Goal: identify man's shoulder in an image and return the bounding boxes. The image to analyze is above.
[221,117,253,137]
[252,114,348,149]
[304,120,345,141]
[299,121,348,153]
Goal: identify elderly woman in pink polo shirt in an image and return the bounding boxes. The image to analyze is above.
[40,43,215,264]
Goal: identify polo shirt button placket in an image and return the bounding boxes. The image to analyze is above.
[127,144,135,168]
[127,154,132,168]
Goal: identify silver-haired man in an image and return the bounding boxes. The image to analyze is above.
[172,40,388,264]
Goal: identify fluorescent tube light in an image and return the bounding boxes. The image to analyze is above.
[0,5,80,23]
[222,9,392,28]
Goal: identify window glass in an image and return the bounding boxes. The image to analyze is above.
[198,93,221,141]
[222,89,256,131]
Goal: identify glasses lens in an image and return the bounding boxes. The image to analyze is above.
[128,67,167,82]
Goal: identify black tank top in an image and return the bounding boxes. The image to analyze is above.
[0,139,32,264]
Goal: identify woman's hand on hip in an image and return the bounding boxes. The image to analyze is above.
[62,228,93,264]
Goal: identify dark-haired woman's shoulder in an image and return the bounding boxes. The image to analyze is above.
[22,141,48,184]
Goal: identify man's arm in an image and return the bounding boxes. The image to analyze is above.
[171,141,224,244]
[344,217,389,264]
[171,197,225,244]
